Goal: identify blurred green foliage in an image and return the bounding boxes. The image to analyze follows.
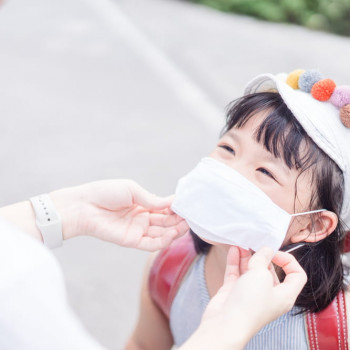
[192,0,350,36]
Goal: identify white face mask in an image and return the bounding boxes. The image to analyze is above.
[171,157,325,252]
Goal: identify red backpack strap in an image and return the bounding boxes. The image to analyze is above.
[306,289,348,350]
[344,231,350,253]
[149,233,197,318]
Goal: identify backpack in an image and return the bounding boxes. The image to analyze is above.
[149,234,349,349]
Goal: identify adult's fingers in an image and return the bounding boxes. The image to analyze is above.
[238,247,252,275]
[273,251,307,284]
[247,247,274,271]
[223,246,241,284]
[131,182,173,210]
[137,230,179,251]
[272,251,307,300]
[146,220,189,238]
[149,212,184,227]
[268,261,280,285]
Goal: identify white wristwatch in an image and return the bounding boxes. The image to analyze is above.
[30,194,63,248]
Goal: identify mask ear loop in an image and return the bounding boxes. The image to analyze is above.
[283,211,327,253]
[284,243,305,253]
[290,209,327,217]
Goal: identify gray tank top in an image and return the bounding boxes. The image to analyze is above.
[169,254,308,349]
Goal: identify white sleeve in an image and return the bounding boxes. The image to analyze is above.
[0,219,107,350]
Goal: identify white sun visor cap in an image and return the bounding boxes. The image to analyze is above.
[244,73,350,229]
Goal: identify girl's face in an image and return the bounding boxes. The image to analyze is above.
[209,111,313,246]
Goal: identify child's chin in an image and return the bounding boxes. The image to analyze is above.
[200,237,218,245]
[199,236,254,252]
[199,236,230,247]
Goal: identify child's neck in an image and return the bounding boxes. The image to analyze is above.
[205,245,229,298]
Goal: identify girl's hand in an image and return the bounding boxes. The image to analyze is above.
[50,179,189,251]
[190,247,307,349]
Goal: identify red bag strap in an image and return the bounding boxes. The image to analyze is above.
[149,234,197,318]
[344,231,350,253]
[306,289,348,350]
[150,232,350,347]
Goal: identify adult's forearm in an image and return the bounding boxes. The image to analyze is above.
[0,187,78,242]
[0,200,43,241]
[0,180,188,250]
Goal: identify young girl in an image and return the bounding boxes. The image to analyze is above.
[126,70,350,349]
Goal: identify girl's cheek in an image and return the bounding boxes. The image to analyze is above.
[209,149,232,166]
[252,177,291,211]
[281,217,308,246]
[208,149,218,159]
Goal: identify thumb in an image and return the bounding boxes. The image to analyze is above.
[248,247,274,271]
[131,183,173,210]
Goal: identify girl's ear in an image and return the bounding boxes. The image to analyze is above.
[291,211,338,243]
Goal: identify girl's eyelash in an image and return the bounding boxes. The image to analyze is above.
[219,144,235,154]
[218,145,278,182]
[257,167,275,180]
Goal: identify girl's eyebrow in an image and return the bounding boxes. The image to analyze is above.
[226,130,240,143]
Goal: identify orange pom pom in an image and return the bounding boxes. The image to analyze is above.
[311,79,336,101]
[286,69,305,89]
[340,104,350,128]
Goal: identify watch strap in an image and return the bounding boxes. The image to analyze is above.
[30,194,63,248]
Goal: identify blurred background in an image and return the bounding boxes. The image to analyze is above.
[0,0,349,349]
[191,0,350,36]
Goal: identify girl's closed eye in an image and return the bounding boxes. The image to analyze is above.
[257,167,278,182]
[218,144,235,155]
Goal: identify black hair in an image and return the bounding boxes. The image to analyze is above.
[191,92,347,314]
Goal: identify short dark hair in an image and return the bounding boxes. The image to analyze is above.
[191,92,347,314]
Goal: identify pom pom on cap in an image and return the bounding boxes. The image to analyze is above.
[340,104,350,128]
[311,79,336,101]
[330,86,350,108]
[298,70,324,92]
[286,69,305,89]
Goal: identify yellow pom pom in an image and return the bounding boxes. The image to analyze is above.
[286,69,306,89]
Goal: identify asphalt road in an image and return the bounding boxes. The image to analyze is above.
[0,0,349,348]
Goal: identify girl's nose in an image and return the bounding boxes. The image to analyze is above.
[230,160,255,183]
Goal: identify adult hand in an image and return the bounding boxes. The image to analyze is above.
[181,247,307,350]
[49,180,189,251]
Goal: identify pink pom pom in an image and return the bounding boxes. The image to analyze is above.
[330,86,350,108]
